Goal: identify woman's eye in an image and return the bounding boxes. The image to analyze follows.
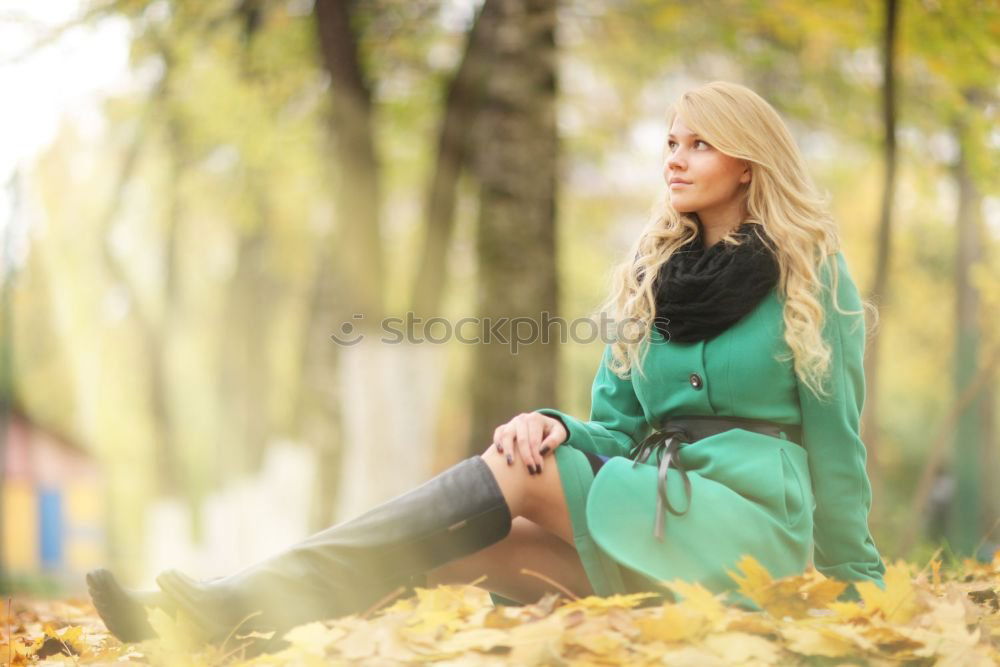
[668,140,710,150]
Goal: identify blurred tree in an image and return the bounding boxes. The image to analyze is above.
[95,35,185,505]
[859,0,900,500]
[468,0,559,456]
[410,0,499,321]
[946,94,992,556]
[894,0,1000,556]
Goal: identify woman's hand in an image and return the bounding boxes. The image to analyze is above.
[493,412,568,475]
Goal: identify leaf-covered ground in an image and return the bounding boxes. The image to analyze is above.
[3,552,999,665]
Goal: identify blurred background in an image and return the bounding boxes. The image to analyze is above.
[0,0,997,597]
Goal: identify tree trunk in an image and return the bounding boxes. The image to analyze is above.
[861,0,900,506]
[314,0,385,322]
[309,0,411,525]
[217,224,274,483]
[97,55,184,505]
[945,109,989,556]
[294,249,345,530]
[469,0,560,457]
[410,0,501,320]
[303,0,511,523]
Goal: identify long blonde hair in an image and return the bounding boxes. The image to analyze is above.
[598,81,876,401]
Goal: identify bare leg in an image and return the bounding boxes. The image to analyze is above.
[477,443,577,545]
[426,516,594,603]
[426,445,592,603]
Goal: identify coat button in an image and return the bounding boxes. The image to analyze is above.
[689,372,703,389]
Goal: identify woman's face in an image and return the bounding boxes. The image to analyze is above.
[662,118,751,220]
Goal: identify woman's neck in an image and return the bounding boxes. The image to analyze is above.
[697,212,747,248]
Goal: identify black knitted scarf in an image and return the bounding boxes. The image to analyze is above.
[652,220,780,343]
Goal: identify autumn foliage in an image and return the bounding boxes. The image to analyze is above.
[3,551,999,665]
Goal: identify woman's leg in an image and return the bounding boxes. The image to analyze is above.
[88,443,584,645]
[477,443,578,546]
[425,516,594,603]
[421,444,593,603]
[92,453,515,645]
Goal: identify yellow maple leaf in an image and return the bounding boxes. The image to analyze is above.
[405,584,486,622]
[636,603,710,643]
[379,596,417,615]
[797,572,849,609]
[724,612,777,637]
[727,554,773,600]
[555,591,659,615]
[565,628,626,656]
[337,621,381,662]
[825,599,867,622]
[145,605,211,653]
[702,630,783,665]
[41,622,88,657]
[661,579,726,624]
[0,634,43,665]
[861,623,925,660]
[894,601,985,664]
[401,608,464,638]
[505,613,565,665]
[657,644,729,666]
[281,621,344,656]
[781,620,872,658]
[855,560,922,624]
[435,627,510,654]
[725,555,846,619]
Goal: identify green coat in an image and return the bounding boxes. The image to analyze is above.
[533,251,886,603]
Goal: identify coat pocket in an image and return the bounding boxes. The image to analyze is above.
[779,448,806,528]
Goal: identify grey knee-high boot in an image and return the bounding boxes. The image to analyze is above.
[87,456,512,647]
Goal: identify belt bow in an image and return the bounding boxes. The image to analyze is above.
[627,425,695,542]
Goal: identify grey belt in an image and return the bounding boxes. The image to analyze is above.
[627,415,803,541]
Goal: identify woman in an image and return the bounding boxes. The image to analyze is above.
[87,80,886,648]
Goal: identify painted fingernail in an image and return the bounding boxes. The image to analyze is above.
[497,443,504,453]
[530,465,537,475]
[539,445,550,455]
[506,454,513,465]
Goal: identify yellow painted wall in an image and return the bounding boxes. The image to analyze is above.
[64,482,105,571]
[3,482,38,570]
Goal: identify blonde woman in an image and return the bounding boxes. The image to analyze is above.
[87,81,886,649]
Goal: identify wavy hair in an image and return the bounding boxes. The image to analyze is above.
[597,81,877,401]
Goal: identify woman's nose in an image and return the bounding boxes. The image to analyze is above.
[665,154,685,177]
[666,150,685,171]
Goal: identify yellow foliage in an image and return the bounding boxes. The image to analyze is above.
[5,550,1000,665]
[855,559,922,624]
[726,554,848,619]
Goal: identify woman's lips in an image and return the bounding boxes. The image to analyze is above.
[670,182,692,189]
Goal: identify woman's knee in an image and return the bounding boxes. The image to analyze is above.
[481,444,573,533]
[479,444,535,517]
